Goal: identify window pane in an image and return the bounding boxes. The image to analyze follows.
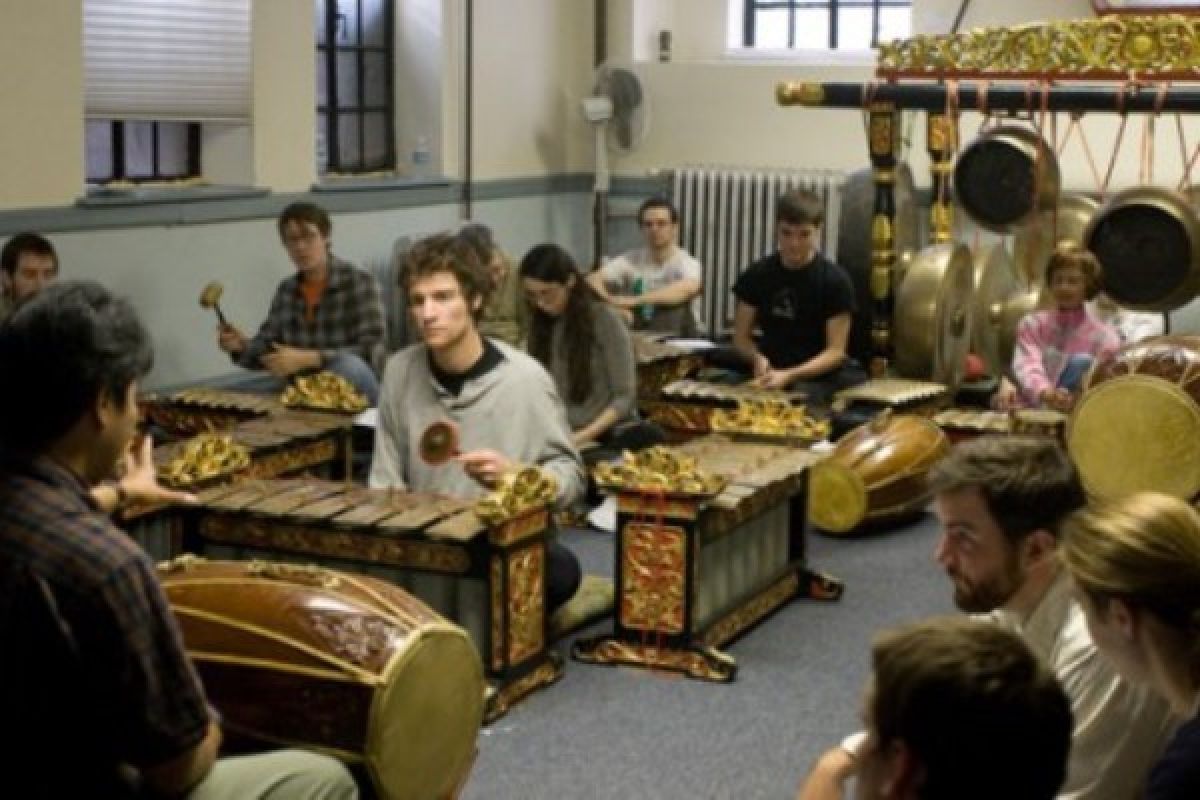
[879,7,911,43]
[836,8,874,49]
[317,112,329,173]
[338,113,362,170]
[363,111,390,170]
[337,51,360,109]
[364,52,388,107]
[792,10,830,50]
[336,0,359,45]
[86,121,114,183]
[752,10,791,48]
[317,51,328,108]
[315,0,327,46]
[363,0,387,47]
[157,122,190,176]
[124,121,156,178]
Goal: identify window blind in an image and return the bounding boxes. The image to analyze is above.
[84,0,251,121]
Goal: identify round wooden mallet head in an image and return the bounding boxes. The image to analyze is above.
[199,281,229,326]
[419,420,461,466]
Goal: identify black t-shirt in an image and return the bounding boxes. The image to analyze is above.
[428,337,505,397]
[731,252,856,370]
[1145,711,1200,800]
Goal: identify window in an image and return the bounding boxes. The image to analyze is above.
[85,121,201,184]
[317,0,396,175]
[83,0,251,187]
[742,0,911,50]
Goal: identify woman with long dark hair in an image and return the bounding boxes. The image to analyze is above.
[519,243,660,459]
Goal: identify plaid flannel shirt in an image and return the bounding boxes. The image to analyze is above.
[237,255,387,374]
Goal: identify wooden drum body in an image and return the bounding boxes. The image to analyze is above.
[808,412,949,535]
[1069,335,1200,501]
[159,558,484,800]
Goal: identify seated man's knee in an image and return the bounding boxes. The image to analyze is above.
[323,353,380,405]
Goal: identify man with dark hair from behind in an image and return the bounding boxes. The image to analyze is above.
[851,617,1072,800]
[0,281,357,799]
[0,231,58,320]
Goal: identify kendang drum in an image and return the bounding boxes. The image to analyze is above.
[808,411,950,535]
[1068,335,1200,502]
[158,557,485,800]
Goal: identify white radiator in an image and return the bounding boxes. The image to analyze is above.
[671,166,844,336]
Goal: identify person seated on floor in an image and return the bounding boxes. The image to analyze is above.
[519,243,664,463]
[797,436,1175,800]
[586,196,703,336]
[731,187,866,405]
[0,281,357,799]
[457,222,527,348]
[368,232,584,612]
[810,616,1072,800]
[1,231,59,321]
[1062,492,1200,800]
[216,201,386,404]
[993,242,1119,412]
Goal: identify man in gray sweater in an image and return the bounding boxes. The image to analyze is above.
[369,231,584,610]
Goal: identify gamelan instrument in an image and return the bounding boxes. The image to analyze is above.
[632,333,704,409]
[158,557,483,800]
[186,477,562,720]
[1012,193,1099,286]
[1069,335,1200,501]
[933,408,1066,444]
[953,125,1060,234]
[1085,186,1200,313]
[644,379,811,437]
[281,371,369,414]
[420,420,462,466]
[143,387,280,436]
[573,436,830,681]
[808,411,949,535]
[832,378,948,413]
[893,243,974,391]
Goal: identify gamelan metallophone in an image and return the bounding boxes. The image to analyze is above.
[933,408,1067,443]
[632,333,705,410]
[642,379,810,437]
[573,436,835,681]
[126,410,355,562]
[182,478,560,720]
[143,387,283,436]
[832,378,949,414]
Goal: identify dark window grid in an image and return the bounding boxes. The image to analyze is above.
[319,0,395,173]
[89,121,201,184]
[743,0,909,49]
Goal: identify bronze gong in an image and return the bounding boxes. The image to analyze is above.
[953,125,1061,234]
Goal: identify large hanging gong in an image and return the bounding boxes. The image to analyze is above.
[1012,193,1100,286]
[836,163,920,366]
[1085,186,1200,312]
[954,126,1061,234]
[894,243,975,389]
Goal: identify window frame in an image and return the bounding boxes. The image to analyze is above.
[741,0,911,51]
[86,121,202,185]
[317,0,397,175]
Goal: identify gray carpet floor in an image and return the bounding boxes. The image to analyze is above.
[460,512,953,800]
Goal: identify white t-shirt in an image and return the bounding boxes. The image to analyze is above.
[599,246,703,334]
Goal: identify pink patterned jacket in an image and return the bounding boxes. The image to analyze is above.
[1012,307,1120,406]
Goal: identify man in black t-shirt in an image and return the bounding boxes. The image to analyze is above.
[731,188,866,403]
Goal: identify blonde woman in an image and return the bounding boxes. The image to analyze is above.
[1061,492,1197,799]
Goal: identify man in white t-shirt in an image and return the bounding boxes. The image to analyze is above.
[587,197,703,336]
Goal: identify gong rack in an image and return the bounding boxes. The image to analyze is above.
[776,13,1200,376]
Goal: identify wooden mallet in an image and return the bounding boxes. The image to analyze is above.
[199,281,230,327]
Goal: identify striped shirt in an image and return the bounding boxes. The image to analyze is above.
[237,255,387,375]
[0,457,210,797]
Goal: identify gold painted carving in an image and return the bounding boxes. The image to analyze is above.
[594,447,725,496]
[710,399,830,440]
[487,509,548,548]
[242,438,339,479]
[159,433,251,487]
[475,467,557,525]
[869,113,894,156]
[484,657,563,723]
[878,15,1200,78]
[506,546,545,666]
[572,638,736,682]
[490,557,504,672]
[619,523,687,634]
[281,371,368,413]
[700,573,800,648]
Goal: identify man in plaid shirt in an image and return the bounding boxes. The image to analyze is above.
[218,202,386,403]
[0,281,357,798]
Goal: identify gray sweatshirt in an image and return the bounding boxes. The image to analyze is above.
[368,339,584,508]
[547,302,637,432]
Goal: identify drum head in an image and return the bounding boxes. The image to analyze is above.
[370,626,485,800]
[807,461,868,534]
[1086,187,1200,312]
[954,127,1060,233]
[1068,375,1200,501]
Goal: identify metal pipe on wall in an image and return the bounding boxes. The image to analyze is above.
[592,0,608,270]
[462,0,474,220]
